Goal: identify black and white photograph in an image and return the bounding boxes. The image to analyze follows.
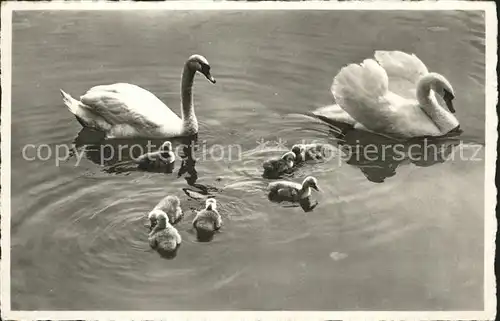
[0,1,497,320]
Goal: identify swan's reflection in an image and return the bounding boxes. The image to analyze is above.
[70,128,201,179]
[70,129,226,198]
[176,136,198,184]
[299,197,319,212]
[176,136,223,193]
[320,120,463,183]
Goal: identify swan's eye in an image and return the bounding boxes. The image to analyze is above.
[200,64,211,73]
[443,89,455,100]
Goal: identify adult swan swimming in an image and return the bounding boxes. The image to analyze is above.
[60,54,216,139]
[313,51,460,139]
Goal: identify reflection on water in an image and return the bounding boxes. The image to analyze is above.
[343,136,462,183]
[10,10,485,311]
[321,123,465,184]
[74,129,201,181]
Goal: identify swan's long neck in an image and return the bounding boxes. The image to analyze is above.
[299,185,312,199]
[416,73,458,133]
[416,74,438,108]
[180,64,198,134]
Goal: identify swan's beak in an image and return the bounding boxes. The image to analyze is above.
[443,90,455,114]
[205,72,216,84]
[445,98,455,114]
[312,184,321,192]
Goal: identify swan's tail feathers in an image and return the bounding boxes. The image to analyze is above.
[60,89,79,114]
[194,221,216,242]
[155,240,180,258]
[60,89,89,127]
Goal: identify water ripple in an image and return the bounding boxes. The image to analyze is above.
[10,9,485,311]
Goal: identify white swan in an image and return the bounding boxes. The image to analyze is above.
[313,51,459,139]
[60,54,216,139]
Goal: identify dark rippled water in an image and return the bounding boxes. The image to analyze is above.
[10,10,485,310]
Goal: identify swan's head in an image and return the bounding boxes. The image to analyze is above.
[187,54,216,84]
[302,176,320,192]
[291,144,306,161]
[291,144,305,154]
[155,210,172,228]
[148,208,163,220]
[205,198,217,211]
[160,141,173,152]
[281,151,296,167]
[428,72,456,113]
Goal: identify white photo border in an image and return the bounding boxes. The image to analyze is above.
[1,1,497,320]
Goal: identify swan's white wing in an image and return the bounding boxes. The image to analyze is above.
[81,90,159,129]
[332,59,398,133]
[80,83,180,129]
[374,51,429,99]
[87,83,142,94]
